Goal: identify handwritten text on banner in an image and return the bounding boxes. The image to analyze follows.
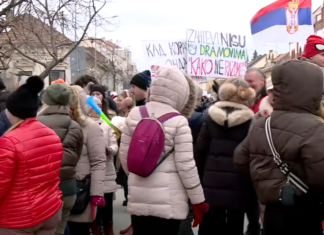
[186,29,247,78]
[142,40,187,70]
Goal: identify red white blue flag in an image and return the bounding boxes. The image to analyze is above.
[251,0,313,43]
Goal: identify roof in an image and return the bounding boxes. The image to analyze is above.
[0,14,72,48]
[274,52,289,63]
[248,54,267,67]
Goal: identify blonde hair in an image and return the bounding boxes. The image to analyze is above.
[118,90,135,117]
[4,119,24,135]
[69,86,87,126]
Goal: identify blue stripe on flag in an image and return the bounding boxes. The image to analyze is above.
[251,8,312,35]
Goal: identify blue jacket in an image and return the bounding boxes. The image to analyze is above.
[188,105,208,145]
[0,110,11,137]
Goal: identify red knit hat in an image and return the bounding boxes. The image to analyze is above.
[300,35,324,58]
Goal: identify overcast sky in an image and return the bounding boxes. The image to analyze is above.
[96,0,323,71]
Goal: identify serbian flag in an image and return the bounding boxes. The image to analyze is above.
[251,0,314,43]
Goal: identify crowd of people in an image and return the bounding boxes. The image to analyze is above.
[0,34,324,235]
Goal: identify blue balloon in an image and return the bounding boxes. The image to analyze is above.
[86,96,103,115]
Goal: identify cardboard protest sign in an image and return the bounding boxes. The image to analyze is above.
[142,40,187,70]
[186,29,247,78]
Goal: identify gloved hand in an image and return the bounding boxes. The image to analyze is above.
[192,202,209,227]
[91,196,105,207]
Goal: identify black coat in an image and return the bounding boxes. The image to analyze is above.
[195,101,255,210]
[188,106,207,145]
[0,89,9,113]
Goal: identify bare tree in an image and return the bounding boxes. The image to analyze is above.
[0,0,116,79]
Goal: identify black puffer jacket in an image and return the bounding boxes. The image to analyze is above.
[195,101,255,210]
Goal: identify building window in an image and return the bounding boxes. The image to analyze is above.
[49,70,65,83]
[18,71,32,83]
[317,14,321,22]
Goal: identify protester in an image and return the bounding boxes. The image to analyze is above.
[243,67,266,235]
[0,77,9,112]
[115,90,136,235]
[0,76,63,234]
[244,68,267,114]
[129,70,151,106]
[90,84,116,120]
[234,60,324,235]
[178,85,206,235]
[120,66,208,235]
[88,96,119,235]
[299,35,324,67]
[68,85,107,235]
[195,78,255,235]
[256,77,274,119]
[74,75,118,114]
[37,83,84,235]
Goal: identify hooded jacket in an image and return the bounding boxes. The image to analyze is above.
[195,101,255,210]
[37,106,84,197]
[120,67,204,220]
[234,60,324,205]
[68,85,106,223]
[91,117,119,193]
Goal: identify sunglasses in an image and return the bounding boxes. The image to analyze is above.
[315,44,324,51]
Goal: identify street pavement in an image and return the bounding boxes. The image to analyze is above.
[113,189,248,234]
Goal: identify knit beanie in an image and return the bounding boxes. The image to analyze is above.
[130,70,151,91]
[43,84,71,106]
[300,35,324,58]
[6,76,44,119]
[90,84,106,97]
[218,78,255,106]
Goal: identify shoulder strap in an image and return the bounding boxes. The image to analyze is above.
[265,117,308,193]
[158,113,180,123]
[139,106,149,118]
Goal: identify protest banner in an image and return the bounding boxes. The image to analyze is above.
[142,40,187,70]
[186,29,247,78]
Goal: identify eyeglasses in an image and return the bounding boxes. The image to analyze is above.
[315,44,324,51]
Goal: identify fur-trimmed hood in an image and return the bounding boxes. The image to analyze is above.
[208,101,254,127]
[69,85,88,126]
[148,66,196,117]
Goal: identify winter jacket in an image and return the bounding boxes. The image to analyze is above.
[0,118,63,228]
[0,89,9,113]
[195,101,255,210]
[68,85,106,223]
[120,67,204,220]
[37,105,84,197]
[188,105,207,146]
[234,60,324,205]
[250,87,267,114]
[107,96,118,114]
[255,96,273,118]
[92,117,119,193]
[0,110,10,136]
[136,99,146,106]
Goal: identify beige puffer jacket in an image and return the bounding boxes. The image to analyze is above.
[68,85,106,223]
[92,117,119,193]
[120,66,205,220]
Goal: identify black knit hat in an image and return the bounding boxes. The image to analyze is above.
[90,84,106,98]
[130,70,151,91]
[6,76,44,119]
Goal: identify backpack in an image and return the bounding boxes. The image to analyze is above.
[127,105,180,178]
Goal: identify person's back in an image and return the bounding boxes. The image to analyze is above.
[235,60,324,235]
[0,118,63,228]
